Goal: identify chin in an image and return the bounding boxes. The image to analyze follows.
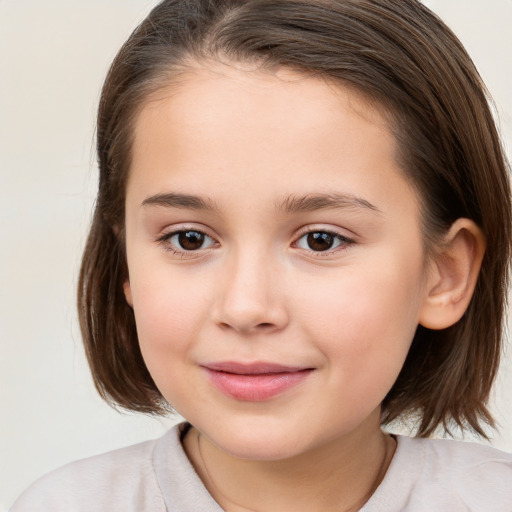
[199,419,314,461]
[219,437,303,461]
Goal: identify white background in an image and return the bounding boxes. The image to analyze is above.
[1,1,511,509]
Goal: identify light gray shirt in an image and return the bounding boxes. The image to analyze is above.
[10,423,512,511]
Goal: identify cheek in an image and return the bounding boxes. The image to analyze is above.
[128,265,209,367]
[129,276,207,410]
[296,255,424,379]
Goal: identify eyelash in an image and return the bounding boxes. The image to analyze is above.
[156,228,218,258]
[156,227,355,258]
[293,229,355,256]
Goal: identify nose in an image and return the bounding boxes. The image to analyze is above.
[212,250,289,335]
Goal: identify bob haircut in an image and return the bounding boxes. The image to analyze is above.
[78,0,511,437]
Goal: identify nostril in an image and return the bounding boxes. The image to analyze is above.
[218,321,277,333]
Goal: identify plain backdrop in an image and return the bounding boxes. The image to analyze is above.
[1,0,511,509]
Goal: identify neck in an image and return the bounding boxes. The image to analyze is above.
[183,414,396,512]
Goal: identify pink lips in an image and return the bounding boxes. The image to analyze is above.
[202,362,313,401]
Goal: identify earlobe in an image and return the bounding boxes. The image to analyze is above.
[123,280,133,308]
[419,219,486,330]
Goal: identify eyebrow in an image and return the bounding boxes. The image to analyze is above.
[141,191,380,214]
[141,192,219,212]
[277,193,380,214]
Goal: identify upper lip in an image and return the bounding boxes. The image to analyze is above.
[202,361,311,375]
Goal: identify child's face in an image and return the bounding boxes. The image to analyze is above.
[124,64,433,460]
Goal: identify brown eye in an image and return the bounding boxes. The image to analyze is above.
[296,230,352,253]
[178,231,205,250]
[306,232,335,251]
[164,230,216,252]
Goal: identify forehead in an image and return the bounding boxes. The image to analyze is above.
[135,63,391,143]
[128,63,418,218]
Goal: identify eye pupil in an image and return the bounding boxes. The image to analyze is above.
[178,231,205,250]
[307,232,334,251]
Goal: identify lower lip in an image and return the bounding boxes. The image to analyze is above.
[204,368,313,401]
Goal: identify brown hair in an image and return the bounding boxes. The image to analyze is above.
[78,0,511,437]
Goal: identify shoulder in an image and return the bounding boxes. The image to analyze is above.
[419,435,512,462]
[364,435,512,511]
[396,436,512,511]
[10,436,165,512]
[415,436,512,482]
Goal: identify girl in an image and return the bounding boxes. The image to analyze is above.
[11,0,512,510]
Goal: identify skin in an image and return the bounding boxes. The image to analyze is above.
[123,63,484,511]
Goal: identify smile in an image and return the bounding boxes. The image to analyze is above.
[201,362,314,402]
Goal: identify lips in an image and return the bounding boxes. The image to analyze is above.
[202,361,314,401]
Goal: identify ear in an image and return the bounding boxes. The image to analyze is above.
[419,219,485,330]
[123,279,133,308]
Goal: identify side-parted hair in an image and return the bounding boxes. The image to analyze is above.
[78,0,511,437]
